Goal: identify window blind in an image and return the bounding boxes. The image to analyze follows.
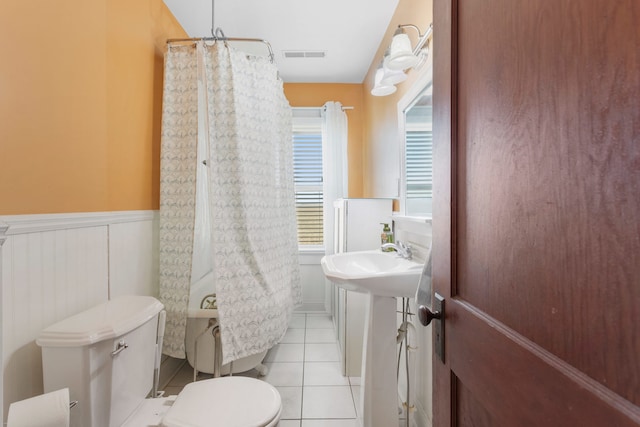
[405,129,433,199]
[293,129,323,246]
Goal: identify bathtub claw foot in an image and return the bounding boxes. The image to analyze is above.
[255,363,269,377]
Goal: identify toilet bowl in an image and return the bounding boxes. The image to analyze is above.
[120,377,282,427]
[36,296,281,427]
[162,377,281,427]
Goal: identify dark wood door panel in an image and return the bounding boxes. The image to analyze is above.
[456,375,494,427]
[454,0,640,404]
[433,0,640,424]
[448,299,640,426]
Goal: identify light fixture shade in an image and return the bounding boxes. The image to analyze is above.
[371,68,397,97]
[380,66,407,86]
[385,33,419,71]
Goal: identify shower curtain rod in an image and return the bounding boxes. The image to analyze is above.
[294,106,355,111]
[166,36,275,64]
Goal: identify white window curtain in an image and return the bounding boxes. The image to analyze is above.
[322,101,348,255]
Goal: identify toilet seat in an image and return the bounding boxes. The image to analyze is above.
[161,377,282,427]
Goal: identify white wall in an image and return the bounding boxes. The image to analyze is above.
[0,211,158,420]
[393,216,433,427]
[108,216,160,298]
[0,222,7,424]
[297,251,328,313]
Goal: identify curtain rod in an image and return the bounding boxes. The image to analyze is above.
[167,37,275,63]
[293,106,355,111]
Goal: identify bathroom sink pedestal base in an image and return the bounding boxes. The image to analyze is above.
[359,295,399,427]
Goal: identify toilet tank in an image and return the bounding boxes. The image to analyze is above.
[36,296,165,427]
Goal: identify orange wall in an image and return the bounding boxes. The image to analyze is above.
[0,0,429,214]
[283,0,432,203]
[0,0,186,215]
[284,84,365,198]
[362,0,433,199]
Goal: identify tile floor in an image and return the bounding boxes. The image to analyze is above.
[162,313,363,426]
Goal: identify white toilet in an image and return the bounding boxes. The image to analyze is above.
[36,296,282,427]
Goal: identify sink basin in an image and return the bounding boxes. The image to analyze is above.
[321,250,423,297]
[321,249,426,426]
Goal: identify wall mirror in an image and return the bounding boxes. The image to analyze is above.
[398,58,433,217]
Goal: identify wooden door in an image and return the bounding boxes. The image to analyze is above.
[432,0,640,425]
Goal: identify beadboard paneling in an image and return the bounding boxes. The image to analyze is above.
[393,216,433,426]
[2,225,109,418]
[109,218,159,298]
[392,216,432,264]
[298,251,327,312]
[0,210,329,419]
[0,211,158,420]
[0,222,7,423]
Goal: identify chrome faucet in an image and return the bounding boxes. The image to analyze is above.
[381,240,413,260]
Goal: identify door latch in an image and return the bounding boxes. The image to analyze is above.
[418,293,445,362]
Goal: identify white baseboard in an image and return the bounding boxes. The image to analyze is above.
[295,303,328,313]
[159,357,187,391]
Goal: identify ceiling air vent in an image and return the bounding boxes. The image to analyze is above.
[283,51,326,59]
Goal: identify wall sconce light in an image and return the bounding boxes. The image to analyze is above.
[371,23,433,97]
[386,23,433,71]
[380,49,408,86]
[371,67,397,96]
[386,29,418,70]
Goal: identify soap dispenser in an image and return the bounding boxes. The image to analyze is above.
[380,223,394,251]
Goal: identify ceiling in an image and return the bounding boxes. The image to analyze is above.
[163,0,399,83]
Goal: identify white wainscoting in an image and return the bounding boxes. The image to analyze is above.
[297,250,328,313]
[0,210,159,420]
[0,211,329,420]
[0,221,8,424]
[109,217,159,298]
[392,215,433,427]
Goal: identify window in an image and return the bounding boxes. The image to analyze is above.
[292,114,323,247]
[405,104,433,200]
[398,63,434,217]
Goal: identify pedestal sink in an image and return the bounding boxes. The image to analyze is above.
[321,250,423,427]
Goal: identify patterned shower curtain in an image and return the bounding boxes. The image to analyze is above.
[159,42,302,361]
[159,45,198,358]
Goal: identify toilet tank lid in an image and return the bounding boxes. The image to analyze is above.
[36,296,164,348]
